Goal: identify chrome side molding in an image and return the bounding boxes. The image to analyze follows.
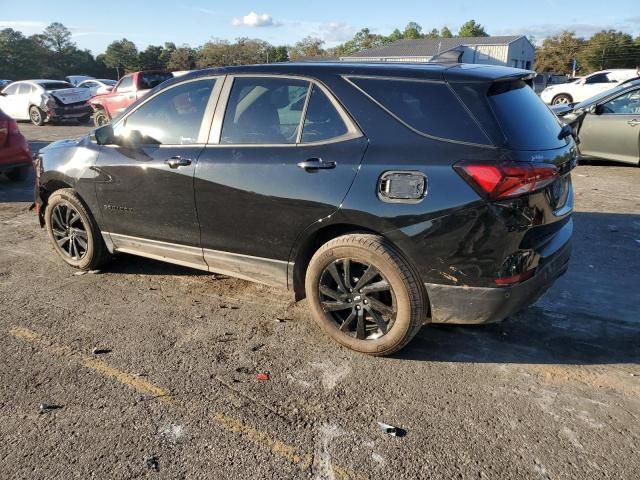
[104,232,289,288]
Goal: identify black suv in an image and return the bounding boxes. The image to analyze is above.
[34,63,575,355]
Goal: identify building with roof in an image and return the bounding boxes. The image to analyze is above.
[339,36,535,69]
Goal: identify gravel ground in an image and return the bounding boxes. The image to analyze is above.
[0,124,639,479]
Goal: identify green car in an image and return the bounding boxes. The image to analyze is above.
[552,78,640,165]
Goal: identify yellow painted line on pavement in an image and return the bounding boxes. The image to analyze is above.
[9,326,368,479]
[210,413,368,480]
[9,327,171,402]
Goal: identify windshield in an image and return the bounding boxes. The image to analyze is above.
[41,81,74,91]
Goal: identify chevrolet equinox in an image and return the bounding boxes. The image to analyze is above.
[34,63,576,355]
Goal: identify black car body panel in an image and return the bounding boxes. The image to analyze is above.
[35,62,575,324]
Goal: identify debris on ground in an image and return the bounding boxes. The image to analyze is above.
[88,269,101,274]
[73,271,87,276]
[377,421,406,437]
[607,225,619,232]
[275,317,291,323]
[256,373,270,381]
[91,347,112,355]
[39,403,63,414]
[145,455,160,471]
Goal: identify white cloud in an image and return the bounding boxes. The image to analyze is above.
[0,20,47,30]
[232,11,276,28]
[314,22,357,43]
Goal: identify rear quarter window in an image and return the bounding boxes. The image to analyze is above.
[488,80,567,151]
[349,77,490,145]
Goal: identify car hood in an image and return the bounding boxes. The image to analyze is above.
[40,136,86,153]
[47,88,92,104]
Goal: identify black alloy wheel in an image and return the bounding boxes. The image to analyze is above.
[50,203,89,260]
[319,258,397,340]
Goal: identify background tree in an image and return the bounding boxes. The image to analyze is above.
[166,46,197,71]
[425,28,440,39]
[535,31,585,74]
[268,45,289,63]
[138,45,166,70]
[104,38,139,76]
[578,30,640,71]
[403,22,423,39]
[289,36,325,59]
[440,26,453,38]
[458,20,488,37]
[0,28,47,79]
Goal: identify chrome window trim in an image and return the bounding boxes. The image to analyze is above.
[343,75,497,149]
[207,73,363,147]
[112,75,225,147]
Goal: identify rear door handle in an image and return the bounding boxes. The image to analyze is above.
[627,119,640,127]
[165,156,192,168]
[297,158,336,171]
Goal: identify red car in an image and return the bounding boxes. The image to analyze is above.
[0,108,31,182]
[88,70,172,127]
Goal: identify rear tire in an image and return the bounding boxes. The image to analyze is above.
[305,234,426,356]
[44,189,110,270]
[6,165,30,182]
[93,109,110,127]
[552,94,572,105]
[29,106,45,126]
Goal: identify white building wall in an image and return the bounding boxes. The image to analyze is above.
[506,37,536,69]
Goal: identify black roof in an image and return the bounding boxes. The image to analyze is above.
[173,62,533,85]
[343,36,524,59]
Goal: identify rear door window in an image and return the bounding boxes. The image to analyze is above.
[488,80,566,151]
[350,77,490,145]
[301,86,348,143]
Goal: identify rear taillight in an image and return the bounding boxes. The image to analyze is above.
[495,269,536,285]
[454,161,558,200]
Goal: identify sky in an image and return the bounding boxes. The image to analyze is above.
[1,0,639,54]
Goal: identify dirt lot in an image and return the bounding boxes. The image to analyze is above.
[1,124,639,479]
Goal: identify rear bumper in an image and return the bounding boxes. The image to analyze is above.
[426,222,572,324]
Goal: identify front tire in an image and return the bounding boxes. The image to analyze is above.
[44,189,110,270]
[29,106,45,126]
[305,234,426,356]
[552,94,572,105]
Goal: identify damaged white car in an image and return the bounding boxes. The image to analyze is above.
[0,80,93,126]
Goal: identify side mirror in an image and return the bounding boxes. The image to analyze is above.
[93,124,115,145]
[588,104,602,115]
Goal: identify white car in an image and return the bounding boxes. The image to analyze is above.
[77,78,117,97]
[0,79,93,126]
[541,69,639,105]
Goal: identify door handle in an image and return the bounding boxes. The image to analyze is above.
[627,119,640,127]
[296,158,336,171]
[164,156,192,168]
